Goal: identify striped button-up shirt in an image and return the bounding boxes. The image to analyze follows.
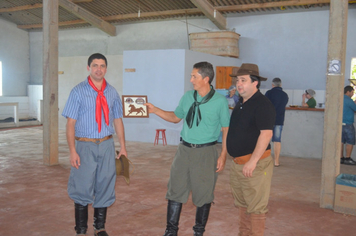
[62,78,123,139]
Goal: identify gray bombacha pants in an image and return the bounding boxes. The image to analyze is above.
[68,138,116,208]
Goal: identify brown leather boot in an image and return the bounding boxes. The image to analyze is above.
[238,207,251,236]
[250,213,266,236]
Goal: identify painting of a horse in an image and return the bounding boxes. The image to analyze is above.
[128,104,145,116]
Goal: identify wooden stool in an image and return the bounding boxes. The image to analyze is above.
[154,129,167,146]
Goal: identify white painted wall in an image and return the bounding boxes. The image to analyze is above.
[28,85,43,119]
[0,18,30,96]
[282,110,325,159]
[229,12,330,90]
[29,19,218,84]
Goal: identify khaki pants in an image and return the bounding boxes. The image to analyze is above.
[230,155,273,214]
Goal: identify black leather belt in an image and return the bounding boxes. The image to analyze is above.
[181,140,217,148]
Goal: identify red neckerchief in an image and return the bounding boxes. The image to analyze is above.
[88,76,109,133]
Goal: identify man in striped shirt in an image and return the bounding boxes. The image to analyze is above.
[62,53,127,236]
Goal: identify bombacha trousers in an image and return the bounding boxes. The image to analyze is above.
[67,138,116,208]
[166,144,219,207]
[230,155,273,214]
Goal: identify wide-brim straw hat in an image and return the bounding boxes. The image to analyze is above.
[230,63,267,81]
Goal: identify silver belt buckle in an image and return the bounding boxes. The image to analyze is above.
[191,143,197,148]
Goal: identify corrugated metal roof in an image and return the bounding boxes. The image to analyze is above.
[0,0,350,32]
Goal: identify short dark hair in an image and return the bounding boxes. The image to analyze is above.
[88,53,107,67]
[250,75,261,89]
[193,62,214,84]
[272,78,282,87]
[344,85,354,94]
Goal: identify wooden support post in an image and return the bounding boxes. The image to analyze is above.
[320,0,348,209]
[43,0,59,166]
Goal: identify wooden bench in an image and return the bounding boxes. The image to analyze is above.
[0,102,19,126]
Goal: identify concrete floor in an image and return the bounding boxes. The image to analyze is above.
[1,126,356,236]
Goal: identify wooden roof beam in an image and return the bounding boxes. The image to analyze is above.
[17,8,203,29]
[103,8,202,21]
[0,3,42,13]
[216,0,332,11]
[190,0,226,30]
[58,0,116,36]
[0,0,92,13]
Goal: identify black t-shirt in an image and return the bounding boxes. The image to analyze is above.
[227,90,276,157]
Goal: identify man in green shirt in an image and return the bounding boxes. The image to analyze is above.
[145,61,230,236]
[302,89,316,108]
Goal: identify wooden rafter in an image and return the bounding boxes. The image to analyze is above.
[0,0,92,13]
[58,0,116,36]
[190,0,226,30]
[103,8,202,21]
[0,3,42,13]
[70,0,94,3]
[17,8,203,29]
[11,0,351,31]
[216,0,331,11]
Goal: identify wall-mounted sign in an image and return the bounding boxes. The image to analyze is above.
[328,59,341,75]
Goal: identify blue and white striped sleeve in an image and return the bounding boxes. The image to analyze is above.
[62,88,80,120]
[111,89,123,119]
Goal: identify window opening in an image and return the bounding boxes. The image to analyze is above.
[350,58,356,100]
[0,61,2,96]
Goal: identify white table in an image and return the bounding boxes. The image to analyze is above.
[0,102,19,126]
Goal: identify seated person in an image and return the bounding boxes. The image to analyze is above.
[302,89,316,108]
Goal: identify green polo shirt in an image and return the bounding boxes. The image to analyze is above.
[307,97,316,108]
[174,89,230,144]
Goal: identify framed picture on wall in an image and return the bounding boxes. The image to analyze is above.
[122,95,149,118]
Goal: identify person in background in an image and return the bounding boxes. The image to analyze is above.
[145,61,230,236]
[341,85,356,165]
[265,78,289,167]
[226,85,239,109]
[302,89,316,108]
[227,63,276,236]
[62,53,127,236]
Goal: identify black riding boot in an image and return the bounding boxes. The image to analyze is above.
[93,207,109,236]
[74,203,88,235]
[193,203,211,236]
[163,200,183,236]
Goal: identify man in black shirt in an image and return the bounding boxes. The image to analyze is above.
[227,63,276,236]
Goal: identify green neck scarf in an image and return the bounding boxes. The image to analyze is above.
[186,86,215,129]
